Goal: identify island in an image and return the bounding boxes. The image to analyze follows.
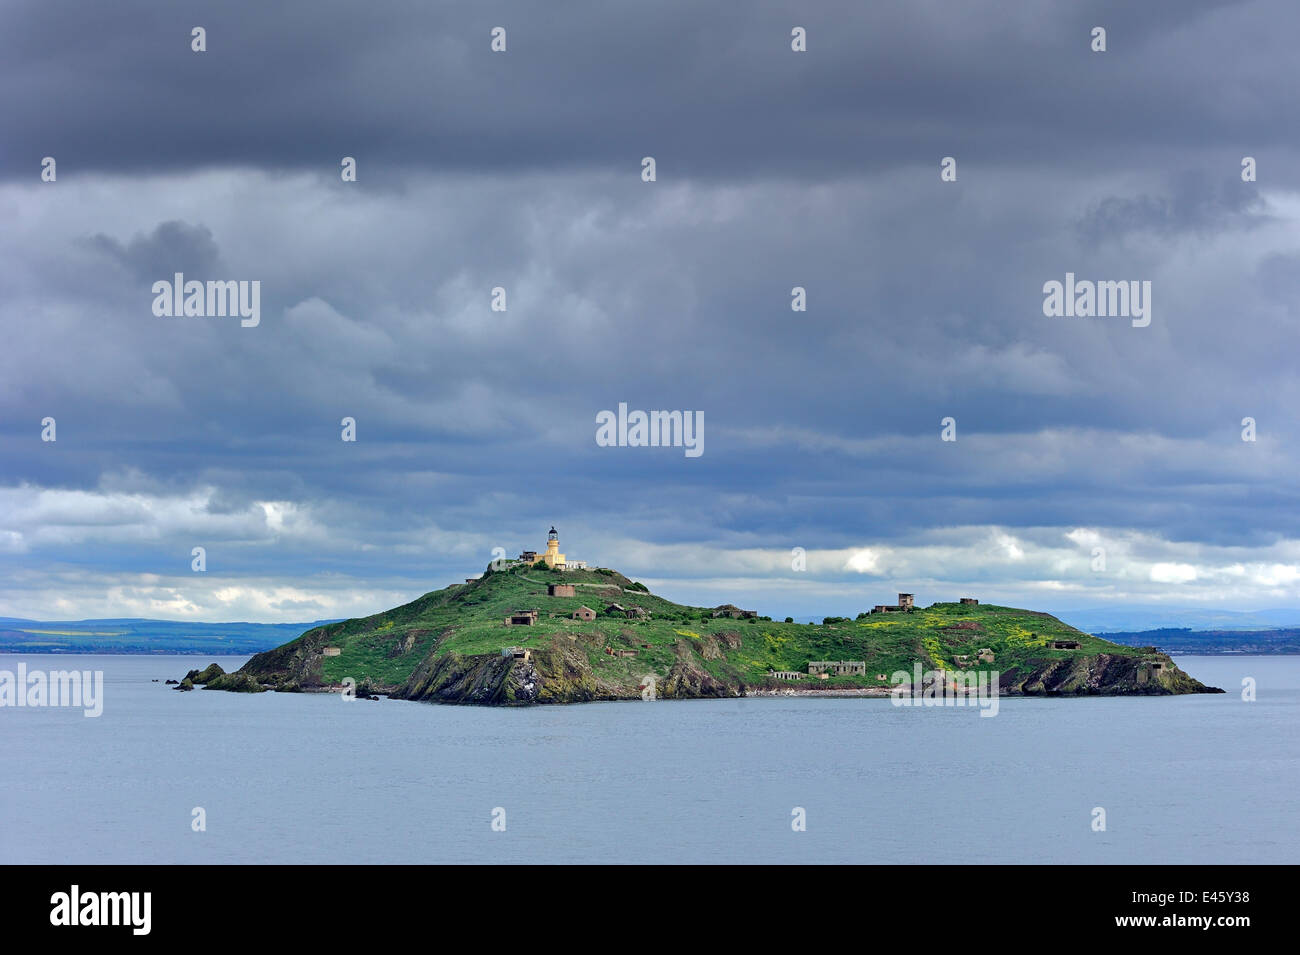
[179,528,1221,704]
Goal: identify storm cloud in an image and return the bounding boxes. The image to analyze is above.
[2,0,1298,623]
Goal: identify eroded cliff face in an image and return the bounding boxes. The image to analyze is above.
[227,638,1220,704]
[998,651,1220,696]
[390,640,622,705]
[234,626,331,691]
[216,610,1222,706]
[391,644,1219,704]
[390,651,538,705]
[658,638,741,699]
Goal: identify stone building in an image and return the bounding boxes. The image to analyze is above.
[808,660,867,676]
[548,583,576,597]
[711,604,757,619]
[871,593,916,614]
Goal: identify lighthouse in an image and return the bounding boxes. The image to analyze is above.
[541,526,566,569]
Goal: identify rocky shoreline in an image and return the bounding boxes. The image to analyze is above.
[178,647,1223,705]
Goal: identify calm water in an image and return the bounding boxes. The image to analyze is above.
[1,654,1296,864]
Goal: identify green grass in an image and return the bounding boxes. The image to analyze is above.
[304,563,1146,691]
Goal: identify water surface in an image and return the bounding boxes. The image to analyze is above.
[1,654,1293,864]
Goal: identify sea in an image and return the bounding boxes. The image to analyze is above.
[1,654,1295,864]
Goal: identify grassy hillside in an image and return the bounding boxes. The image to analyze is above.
[217,562,1219,703]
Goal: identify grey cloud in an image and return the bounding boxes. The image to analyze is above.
[0,0,1280,183]
[1075,173,1271,244]
[3,0,1300,622]
[85,220,222,281]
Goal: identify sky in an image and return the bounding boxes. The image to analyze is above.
[2,0,1298,626]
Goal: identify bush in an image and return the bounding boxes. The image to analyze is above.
[784,617,794,624]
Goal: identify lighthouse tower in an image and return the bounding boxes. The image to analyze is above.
[542,526,566,569]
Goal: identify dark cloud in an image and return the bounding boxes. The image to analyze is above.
[1,0,1298,620]
[1075,173,1271,243]
[85,220,221,281]
[0,0,1277,182]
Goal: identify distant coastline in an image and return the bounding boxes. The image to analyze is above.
[0,618,339,655]
[1101,628,1300,655]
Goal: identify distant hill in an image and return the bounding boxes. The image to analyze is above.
[0,618,341,655]
[187,563,1221,703]
[1058,606,1300,633]
[1101,628,1300,655]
